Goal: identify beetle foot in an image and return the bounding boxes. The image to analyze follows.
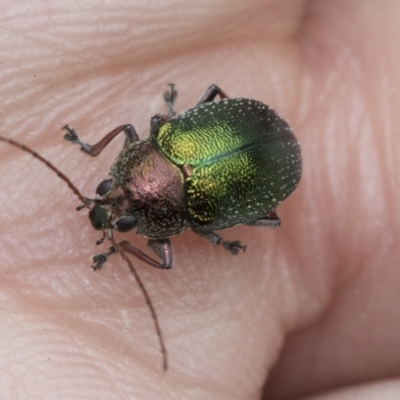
[222,241,247,255]
[63,124,80,143]
[62,125,93,153]
[164,83,178,118]
[91,246,116,270]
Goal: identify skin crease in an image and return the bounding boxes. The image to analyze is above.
[0,0,400,399]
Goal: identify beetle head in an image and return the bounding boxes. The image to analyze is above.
[89,178,137,233]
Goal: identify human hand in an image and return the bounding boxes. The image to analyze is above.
[0,1,399,399]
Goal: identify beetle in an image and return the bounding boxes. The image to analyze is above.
[63,84,302,271]
[0,84,301,370]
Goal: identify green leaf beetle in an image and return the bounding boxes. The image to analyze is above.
[0,84,301,370]
[64,84,302,270]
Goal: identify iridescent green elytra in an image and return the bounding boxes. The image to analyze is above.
[63,84,302,270]
[155,97,301,232]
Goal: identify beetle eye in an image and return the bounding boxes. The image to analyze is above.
[96,179,113,197]
[115,217,137,232]
[89,205,108,230]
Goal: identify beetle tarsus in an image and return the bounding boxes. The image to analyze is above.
[91,246,116,270]
[164,83,178,118]
[222,240,247,255]
[193,230,246,255]
[62,124,79,142]
[91,254,108,270]
[63,124,82,145]
[63,124,93,153]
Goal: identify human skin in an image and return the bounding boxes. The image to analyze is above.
[0,1,400,399]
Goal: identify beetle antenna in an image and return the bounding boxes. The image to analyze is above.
[1,134,168,369]
[110,236,168,371]
[0,135,90,206]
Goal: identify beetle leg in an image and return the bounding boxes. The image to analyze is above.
[63,124,139,156]
[118,241,166,269]
[163,83,178,118]
[90,241,166,270]
[196,84,229,106]
[193,230,247,255]
[147,239,173,269]
[246,211,281,228]
[91,246,117,270]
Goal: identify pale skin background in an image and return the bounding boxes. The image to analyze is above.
[0,1,399,399]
